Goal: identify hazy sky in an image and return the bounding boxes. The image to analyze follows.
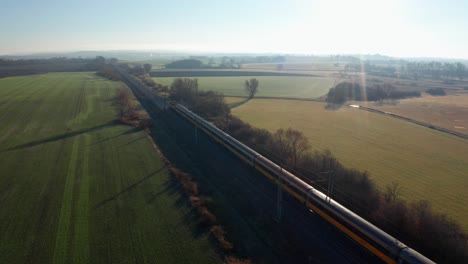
[1,0,467,58]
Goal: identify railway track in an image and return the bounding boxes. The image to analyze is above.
[116,67,432,263]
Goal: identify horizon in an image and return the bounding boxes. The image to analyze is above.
[3,49,468,62]
[1,0,468,59]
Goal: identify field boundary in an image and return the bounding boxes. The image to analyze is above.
[354,105,468,140]
[228,96,325,109]
[150,70,319,77]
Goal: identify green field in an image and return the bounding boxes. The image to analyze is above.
[154,76,334,99]
[0,73,219,263]
[232,99,468,230]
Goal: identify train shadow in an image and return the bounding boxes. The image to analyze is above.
[4,120,120,152]
[93,167,166,209]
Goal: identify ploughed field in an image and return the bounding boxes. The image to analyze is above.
[154,76,334,99]
[0,73,219,264]
[232,98,468,231]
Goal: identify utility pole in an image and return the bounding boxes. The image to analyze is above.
[276,167,283,222]
[309,170,334,203]
[326,171,335,203]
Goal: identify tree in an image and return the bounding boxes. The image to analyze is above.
[169,78,199,107]
[143,63,152,74]
[115,89,134,119]
[456,62,466,80]
[272,128,310,169]
[95,56,106,64]
[244,78,259,99]
[130,64,145,76]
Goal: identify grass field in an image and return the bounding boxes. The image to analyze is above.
[232,99,468,230]
[154,76,334,99]
[241,62,344,71]
[357,94,468,135]
[0,73,220,264]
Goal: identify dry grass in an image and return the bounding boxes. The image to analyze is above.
[232,98,468,231]
[225,97,246,105]
[358,93,468,134]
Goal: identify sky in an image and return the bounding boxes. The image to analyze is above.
[1,0,468,59]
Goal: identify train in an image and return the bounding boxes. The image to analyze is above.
[169,102,435,264]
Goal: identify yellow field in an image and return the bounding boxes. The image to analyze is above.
[225,96,246,105]
[358,93,468,134]
[232,99,468,230]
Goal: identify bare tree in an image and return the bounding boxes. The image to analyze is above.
[272,128,310,169]
[383,181,402,203]
[244,78,259,99]
[169,78,199,107]
[115,88,134,119]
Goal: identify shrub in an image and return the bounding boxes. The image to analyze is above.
[426,87,446,96]
[189,196,202,207]
[198,206,217,226]
[210,225,234,251]
[225,256,252,264]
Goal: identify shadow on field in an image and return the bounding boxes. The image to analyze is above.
[145,173,194,209]
[4,120,119,152]
[94,167,166,209]
[117,136,146,148]
[324,103,343,110]
[228,97,250,109]
[88,126,142,146]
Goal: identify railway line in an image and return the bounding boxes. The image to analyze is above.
[115,66,435,264]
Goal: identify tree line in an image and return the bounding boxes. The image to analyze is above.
[326,82,421,104]
[164,56,286,70]
[161,77,466,263]
[401,61,466,80]
[344,60,467,80]
[0,56,105,78]
[168,78,229,120]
